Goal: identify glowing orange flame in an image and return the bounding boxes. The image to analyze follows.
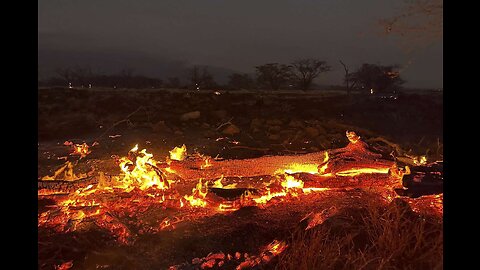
[335,167,390,177]
[72,143,91,158]
[318,152,330,175]
[169,144,187,161]
[55,261,73,270]
[264,239,288,256]
[413,155,427,165]
[164,167,176,174]
[211,175,237,189]
[389,164,411,179]
[212,176,223,188]
[281,175,304,189]
[201,156,213,169]
[318,164,329,175]
[115,145,172,190]
[278,152,328,175]
[252,190,287,204]
[241,173,330,205]
[131,144,139,152]
[183,179,209,207]
[41,161,87,181]
[65,141,96,158]
[346,131,360,144]
[280,163,319,175]
[218,202,239,212]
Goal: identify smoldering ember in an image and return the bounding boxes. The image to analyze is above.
[38,1,443,270]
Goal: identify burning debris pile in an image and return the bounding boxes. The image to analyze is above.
[38,131,443,269]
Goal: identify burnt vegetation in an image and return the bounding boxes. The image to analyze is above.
[276,199,442,270]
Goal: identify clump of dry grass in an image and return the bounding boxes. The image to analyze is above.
[275,199,443,270]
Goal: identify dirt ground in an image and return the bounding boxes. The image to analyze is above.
[38,88,442,174]
[38,88,443,270]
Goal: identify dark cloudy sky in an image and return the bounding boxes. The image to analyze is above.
[38,0,443,88]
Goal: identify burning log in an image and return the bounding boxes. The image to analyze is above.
[208,172,396,195]
[294,172,397,189]
[169,151,328,181]
[38,131,403,193]
[169,131,396,182]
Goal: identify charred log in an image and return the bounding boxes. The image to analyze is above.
[398,161,443,198]
[296,173,399,189]
[38,176,97,192]
[209,187,259,200]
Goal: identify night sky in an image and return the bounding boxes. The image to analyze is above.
[38,0,443,89]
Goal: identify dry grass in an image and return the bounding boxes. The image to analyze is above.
[275,199,443,270]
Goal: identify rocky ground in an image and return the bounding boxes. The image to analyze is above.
[38,88,442,176]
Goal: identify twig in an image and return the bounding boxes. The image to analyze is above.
[417,136,425,145]
[216,117,234,131]
[366,137,405,155]
[93,106,147,142]
[271,143,308,154]
[245,132,255,141]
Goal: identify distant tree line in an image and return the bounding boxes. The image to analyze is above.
[39,67,165,89]
[39,59,405,94]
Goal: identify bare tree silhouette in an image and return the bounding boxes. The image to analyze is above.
[255,63,292,90]
[291,59,331,91]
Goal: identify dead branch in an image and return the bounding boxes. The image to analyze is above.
[365,137,406,155]
[93,106,148,142]
[216,117,234,131]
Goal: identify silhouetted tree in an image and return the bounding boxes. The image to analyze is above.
[71,66,94,87]
[291,59,331,90]
[201,69,218,89]
[118,68,134,88]
[55,67,74,86]
[189,66,202,90]
[255,63,292,90]
[227,73,255,90]
[339,60,356,95]
[188,66,217,90]
[48,66,163,89]
[349,63,405,93]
